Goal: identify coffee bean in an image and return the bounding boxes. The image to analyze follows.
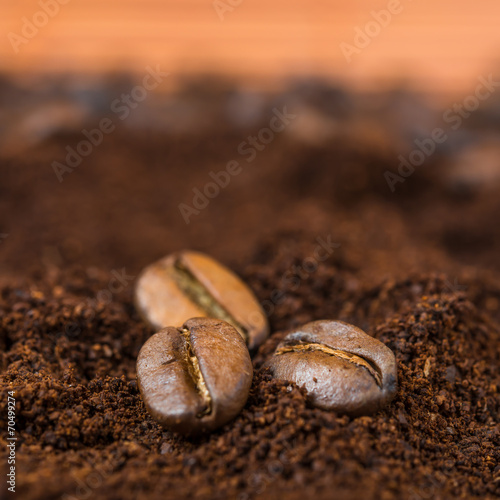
[135,251,269,351]
[136,318,253,435]
[266,320,397,415]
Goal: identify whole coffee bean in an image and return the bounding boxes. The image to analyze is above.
[137,318,253,435]
[266,320,397,415]
[135,251,269,351]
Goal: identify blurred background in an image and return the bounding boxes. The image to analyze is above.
[2,0,500,93]
[1,0,500,288]
[4,6,500,499]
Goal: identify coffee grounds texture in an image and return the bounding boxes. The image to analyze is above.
[0,80,499,499]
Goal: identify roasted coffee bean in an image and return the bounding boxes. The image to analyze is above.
[266,320,397,415]
[135,251,269,351]
[136,317,253,435]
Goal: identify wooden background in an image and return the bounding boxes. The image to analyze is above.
[1,0,500,92]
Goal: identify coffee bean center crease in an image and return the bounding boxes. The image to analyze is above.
[276,343,383,387]
[181,328,212,417]
[171,261,249,343]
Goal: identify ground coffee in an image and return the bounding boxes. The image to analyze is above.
[0,78,499,500]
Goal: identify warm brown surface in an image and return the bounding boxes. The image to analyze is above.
[0,79,499,499]
[2,0,500,92]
